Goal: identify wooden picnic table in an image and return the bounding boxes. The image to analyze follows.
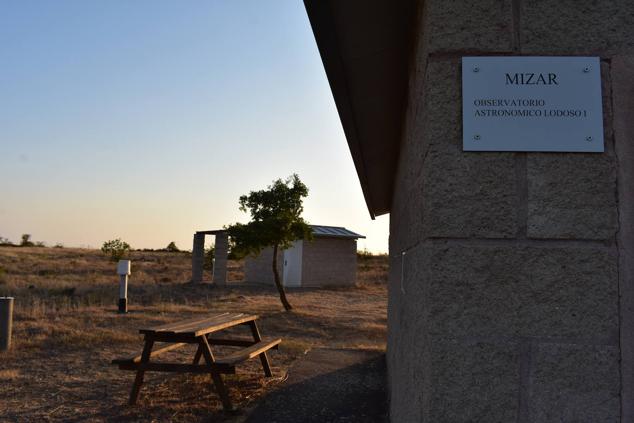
[112,312,281,411]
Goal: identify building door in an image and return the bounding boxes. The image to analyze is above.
[282,240,302,287]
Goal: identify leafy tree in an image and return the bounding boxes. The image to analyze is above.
[20,234,34,247]
[226,174,312,311]
[165,241,180,252]
[101,238,131,262]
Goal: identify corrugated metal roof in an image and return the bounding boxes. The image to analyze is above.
[198,226,365,239]
[310,225,365,239]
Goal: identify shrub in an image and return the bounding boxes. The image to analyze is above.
[101,239,131,262]
[165,241,180,252]
[227,248,238,260]
[20,234,34,247]
[357,248,374,261]
[204,246,215,271]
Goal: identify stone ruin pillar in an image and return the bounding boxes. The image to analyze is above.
[191,232,205,283]
[213,231,228,286]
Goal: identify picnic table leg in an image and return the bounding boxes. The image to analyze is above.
[192,344,202,365]
[198,336,233,411]
[248,321,273,377]
[129,337,155,405]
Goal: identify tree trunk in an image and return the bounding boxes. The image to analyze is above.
[272,244,292,311]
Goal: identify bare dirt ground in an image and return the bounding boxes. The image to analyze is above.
[0,247,387,422]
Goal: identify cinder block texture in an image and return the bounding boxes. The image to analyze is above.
[613,54,634,423]
[527,154,617,240]
[387,243,620,422]
[424,244,618,339]
[244,247,282,285]
[420,61,519,238]
[386,2,625,420]
[421,61,462,149]
[386,247,429,423]
[426,0,514,53]
[191,233,205,282]
[301,238,357,287]
[212,233,229,285]
[521,0,634,55]
[429,339,520,422]
[529,343,620,422]
[389,247,521,423]
[423,148,518,238]
[244,239,357,287]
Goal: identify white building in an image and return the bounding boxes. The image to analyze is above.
[244,225,365,287]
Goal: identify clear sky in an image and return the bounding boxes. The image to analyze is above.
[0,0,389,253]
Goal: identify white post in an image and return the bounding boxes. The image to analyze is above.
[0,297,14,351]
[117,260,131,313]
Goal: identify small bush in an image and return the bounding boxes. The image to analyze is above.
[20,234,34,247]
[101,239,131,262]
[357,248,373,261]
[227,248,238,260]
[165,241,179,252]
[204,246,215,271]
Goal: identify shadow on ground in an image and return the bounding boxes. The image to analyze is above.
[243,348,387,423]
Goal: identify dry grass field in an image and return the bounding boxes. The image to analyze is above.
[0,246,388,422]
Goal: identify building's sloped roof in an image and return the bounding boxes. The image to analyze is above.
[198,225,365,239]
[304,0,418,218]
[311,225,365,239]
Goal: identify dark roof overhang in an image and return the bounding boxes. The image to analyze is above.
[303,0,417,218]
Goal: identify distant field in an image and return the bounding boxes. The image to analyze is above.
[0,246,388,422]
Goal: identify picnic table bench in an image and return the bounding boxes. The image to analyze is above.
[112,312,281,411]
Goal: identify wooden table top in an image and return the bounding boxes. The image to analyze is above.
[139,312,258,337]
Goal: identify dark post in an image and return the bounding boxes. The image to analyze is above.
[192,233,205,282]
[0,297,14,351]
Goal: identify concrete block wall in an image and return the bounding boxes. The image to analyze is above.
[212,232,228,286]
[387,1,634,421]
[244,239,357,287]
[191,233,205,283]
[301,238,357,287]
[244,246,282,285]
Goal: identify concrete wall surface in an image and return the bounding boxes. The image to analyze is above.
[301,238,357,287]
[387,1,634,421]
[244,238,357,287]
[244,246,283,285]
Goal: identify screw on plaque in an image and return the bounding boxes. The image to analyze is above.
[474,135,481,141]
[586,136,593,142]
[583,67,590,73]
[473,67,480,73]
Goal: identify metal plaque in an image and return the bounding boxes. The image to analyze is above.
[462,56,604,152]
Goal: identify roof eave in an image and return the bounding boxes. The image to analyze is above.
[303,0,417,218]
